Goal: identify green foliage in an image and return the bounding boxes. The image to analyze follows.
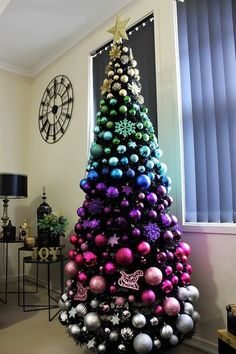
[38,213,69,237]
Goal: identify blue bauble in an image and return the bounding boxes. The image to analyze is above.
[102,167,109,175]
[111,168,123,180]
[136,174,151,190]
[103,131,113,141]
[87,170,98,181]
[121,157,129,165]
[140,146,151,157]
[80,178,88,189]
[90,143,103,158]
[126,169,135,178]
[146,160,154,170]
[109,157,119,166]
[130,154,139,163]
[161,175,172,188]
[117,145,127,154]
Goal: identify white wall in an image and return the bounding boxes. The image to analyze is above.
[1,0,235,352]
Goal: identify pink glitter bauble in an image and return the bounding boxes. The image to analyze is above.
[144,267,163,286]
[115,296,125,307]
[74,253,84,265]
[163,297,181,316]
[77,271,87,283]
[89,275,106,294]
[64,261,77,276]
[155,305,164,315]
[95,234,107,247]
[81,243,89,252]
[181,272,191,285]
[115,247,134,266]
[161,280,173,293]
[104,262,117,275]
[179,242,191,256]
[70,234,78,245]
[141,289,156,306]
[137,241,151,255]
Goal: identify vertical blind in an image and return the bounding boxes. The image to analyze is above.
[92,15,157,133]
[177,0,236,223]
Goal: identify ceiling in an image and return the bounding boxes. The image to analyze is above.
[0,0,134,77]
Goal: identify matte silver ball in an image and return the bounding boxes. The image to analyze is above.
[191,311,200,323]
[133,333,153,354]
[132,313,146,328]
[176,314,194,334]
[169,334,179,346]
[160,324,173,339]
[187,285,200,303]
[109,331,119,342]
[97,343,106,354]
[177,287,189,301]
[117,344,126,353]
[84,312,101,331]
[90,299,99,309]
[76,303,87,317]
[153,338,161,349]
[183,302,194,315]
[69,324,81,337]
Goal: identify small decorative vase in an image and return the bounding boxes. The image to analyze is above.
[24,235,37,250]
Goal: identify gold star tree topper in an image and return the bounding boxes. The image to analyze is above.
[108,15,130,44]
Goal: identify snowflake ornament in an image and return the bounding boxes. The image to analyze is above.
[112,82,122,91]
[109,46,122,60]
[128,82,141,96]
[143,222,161,242]
[115,119,136,138]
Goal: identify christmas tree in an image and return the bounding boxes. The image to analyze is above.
[59,16,200,354]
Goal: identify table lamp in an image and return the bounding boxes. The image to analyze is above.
[0,173,28,230]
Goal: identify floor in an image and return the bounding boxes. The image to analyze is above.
[0,283,205,354]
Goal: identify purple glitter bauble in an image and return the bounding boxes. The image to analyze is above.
[146,192,158,204]
[96,182,107,192]
[87,199,104,214]
[129,209,142,220]
[132,228,141,237]
[106,186,119,198]
[160,213,172,227]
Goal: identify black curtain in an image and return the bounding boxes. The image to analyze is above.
[92,15,157,133]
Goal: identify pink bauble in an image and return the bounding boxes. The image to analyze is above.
[70,234,78,245]
[84,251,97,267]
[74,253,84,265]
[137,241,151,255]
[68,249,75,260]
[115,297,125,307]
[175,247,184,258]
[185,264,193,274]
[65,279,72,289]
[165,266,173,276]
[161,280,173,293]
[77,271,87,283]
[95,234,107,247]
[171,275,179,285]
[179,242,191,256]
[109,285,117,293]
[163,297,181,316]
[181,272,191,285]
[155,305,164,315]
[89,275,106,294]
[64,261,77,276]
[176,262,183,272]
[128,295,135,302]
[78,238,84,246]
[181,255,188,263]
[141,289,156,306]
[115,247,134,266]
[81,243,88,252]
[144,267,163,286]
[104,262,117,275]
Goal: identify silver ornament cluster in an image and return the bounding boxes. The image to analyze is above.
[133,333,153,354]
[84,312,101,331]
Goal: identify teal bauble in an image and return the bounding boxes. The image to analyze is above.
[143,133,150,142]
[155,149,163,158]
[117,145,127,154]
[102,159,107,164]
[104,148,111,155]
[160,162,168,175]
[140,146,151,157]
[111,168,123,180]
[101,117,108,124]
[137,122,143,129]
[90,143,103,158]
[109,157,119,166]
[130,154,139,163]
[110,98,117,106]
[138,166,145,173]
[93,126,100,134]
[92,162,98,168]
[103,131,113,141]
[140,112,148,120]
[121,157,129,165]
[136,174,151,190]
[146,160,154,170]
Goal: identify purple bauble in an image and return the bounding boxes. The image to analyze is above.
[144,267,163,286]
[132,227,141,237]
[96,182,107,192]
[104,262,117,275]
[179,242,191,256]
[129,209,142,220]
[137,241,151,255]
[141,289,156,306]
[163,297,180,316]
[162,230,174,242]
[74,222,83,233]
[146,192,158,204]
[89,275,106,294]
[161,280,173,293]
[148,210,157,219]
[115,216,128,229]
[115,247,134,266]
[136,174,151,190]
[64,261,78,276]
[136,202,144,209]
[120,199,129,208]
[166,251,174,261]
[137,192,145,200]
[156,252,167,263]
[160,213,172,227]
[104,206,112,214]
[170,214,178,226]
[106,186,119,198]
[157,204,165,212]
[157,184,167,197]
[165,195,173,207]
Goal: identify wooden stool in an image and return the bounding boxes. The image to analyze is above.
[218,329,236,353]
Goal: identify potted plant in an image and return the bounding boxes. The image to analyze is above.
[37,213,69,247]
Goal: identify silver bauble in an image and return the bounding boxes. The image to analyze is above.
[123,47,128,53]
[133,333,153,354]
[59,311,68,325]
[131,60,137,68]
[90,299,99,309]
[177,287,189,301]
[121,327,134,340]
[150,317,159,326]
[169,334,179,346]
[69,324,81,337]
[160,325,173,339]
[183,302,194,315]
[105,327,111,334]
[97,343,106,354]
[132,313,146,328]
[58,298,71,311]
[191,311,200,323]
[109,331,119,342]
[84,312,101,331]
[61,293,69,302]
[153,338,161,349]
[123,310,131,319]
[187,285,200,303]
[76,303,87,317]
[176,314,194,334]
[117,344,126,353]
[81,326,88,334]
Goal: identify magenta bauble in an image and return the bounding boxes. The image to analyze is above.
[181,272,191,285]
[181,255,188,263]
[144,267,163,286]
[115,247,134,266]
[165,266,173,276]
[179,242,191,256]
[109,285,117,293]
[68,249,75,260]
[171,275,179,284]
[77,272,88,283]
[89,275,106,294]
[104,206,112,214]
[176,262,183,272]
[104,262,117,275]
[84,251,97,267]
[163,297,181,316]
[95,234,107,247]
[64,261,77,276]
[141,289,156,305]
[155,305,164,315]
[70,234,78,245]
[81,243,89,252]
[161,280,173,293]
[175,247,184,258]
[74,253,84,265]
[185,264,193,274]
[137,241,151,255]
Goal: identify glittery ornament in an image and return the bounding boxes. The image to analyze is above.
[143,223,160,242]
[118,270,144,290]
[76,303,88,316]
[89,275,106,294]
[163,297,181,316]
[176,314,194,333]
[150,317,159,326]
[64,261,77,276]
[121,327,134,340]
[144,267,163,286]
[133,333,153,354]
[74,283,89,301]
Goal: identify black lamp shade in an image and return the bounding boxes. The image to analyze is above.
[0,173,28,199]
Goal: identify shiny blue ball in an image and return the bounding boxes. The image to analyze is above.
[121,157,129,165]
[103,131,113,141]
[126,169,135,178]
[136,174,151,190]
[111,168,123,180]
[80,178,88,189]
[87,170,98,181]
[102,167,109,175]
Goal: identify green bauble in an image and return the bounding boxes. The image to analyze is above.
[101,117,108,124]
[106,121,114,129]
[119,105,128,114]
[110,109,117,117]
[143,133,150,142]
[129,108,136,116]
[135,132,142,140]
[124,96,131,103]
[90,143,103,158]
[101,105,109,113]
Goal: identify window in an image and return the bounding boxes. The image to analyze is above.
[177,0,236,223]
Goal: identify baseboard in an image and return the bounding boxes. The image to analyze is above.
[26,274,62,295]
[185,335,218,354]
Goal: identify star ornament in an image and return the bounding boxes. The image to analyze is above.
[68,307,77,318]
[108,16,130,44]
[111,314,120,325]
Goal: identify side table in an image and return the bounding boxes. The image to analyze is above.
[23,255,67,321]
[218,329,236,353]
